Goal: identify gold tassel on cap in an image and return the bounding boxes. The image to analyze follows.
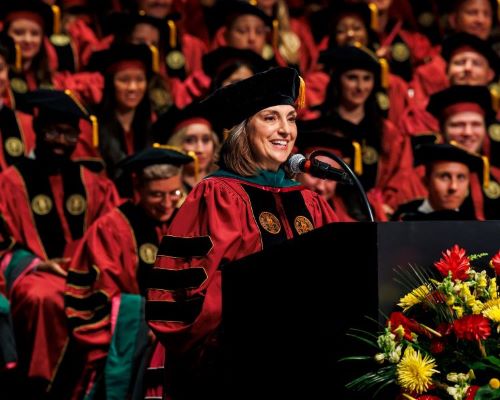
[481,155,490,189]
[167,20,177,49]
[272,19,280,49]
[297,75,306,109]
[149,45,160,74]
[368,2,379,31]
[490,84,500,113]
[14,43,22,72]
[51,5,61,35]
[379,58,390,89]
[90,115,99,148]
[187,150,199,183]
[248,0,258,5]
[352,141,363,175]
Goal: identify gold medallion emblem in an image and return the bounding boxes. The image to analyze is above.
[139,243,158,264]
[376,92,390,111]
[484,181,500,200]
[5,137,24,157]
[10,77,28,94]
[262,44,275,61]
[258,212,281,234]
[392,43,410,62]
[418,12,435,27]
[165,50,186,70]
[50,33,71,47]
[150,87,171,109]
[362,146,379,165]
[32,194,53,216]
[294,216,313,235]
[488,124,500,142]
[66,194,87,216]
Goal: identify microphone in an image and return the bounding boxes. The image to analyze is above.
[286,154,353,185]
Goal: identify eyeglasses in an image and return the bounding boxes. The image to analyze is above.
[43,128,80,144]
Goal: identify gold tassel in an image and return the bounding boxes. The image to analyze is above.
[297,76,306,109]
[272,19,280,49]
[167,20,177,49]
[51,5,61,35]
[90,115,99,148]
[14,43,22,72]
[481,155,490,189]
[498,0,500,24]
[149,45,160,74]
[368,2,379,31]
[490,85,500,113]
[248,0,258,5]
[379,58,390,89]
[352,141,363,175]
[187,150,199,182]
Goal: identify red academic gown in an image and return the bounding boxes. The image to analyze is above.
[147,170,338,361]
[0,159,120,387]
[410,52,447,109]
[65,201,166,398]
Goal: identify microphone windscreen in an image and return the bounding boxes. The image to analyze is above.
[286,153,305,174]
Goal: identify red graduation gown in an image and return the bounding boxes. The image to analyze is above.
[147,171,338,356]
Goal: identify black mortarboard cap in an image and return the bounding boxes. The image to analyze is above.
[329,1,377,32]
[0,1,55,35]
[217,0,273,27]
[103,11,166,38]
[199,66,305,130]
[86,43,154,76]
[0,32,18,68]
[426,85,495,121]
[151,102,215,144]
[414,142,483,172]
[117,147,194,172]
[202,46,269,80]
[441,32,499,69]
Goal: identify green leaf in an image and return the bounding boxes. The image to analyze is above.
[339,356,372,362]
[474,386,500,400]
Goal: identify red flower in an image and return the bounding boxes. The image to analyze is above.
[491,251,500,276]
[434,245,470,280]
[429,339,445,354]
[388,312,431,341]
[465,385,479,400]
[416,396,441,400]
[453,315,491,341]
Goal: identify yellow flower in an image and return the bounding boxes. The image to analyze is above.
[482,299,500,323]
[453,306,464,319]
[398,285,430,312]
[490,378,500,389]
[397,346,439,394]
[489,277,497,299]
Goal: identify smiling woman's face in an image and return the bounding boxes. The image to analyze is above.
[247,104,297,171]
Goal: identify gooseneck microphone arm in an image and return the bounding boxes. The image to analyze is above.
[309,150,375,222]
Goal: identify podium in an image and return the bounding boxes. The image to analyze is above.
[221,221,500,399]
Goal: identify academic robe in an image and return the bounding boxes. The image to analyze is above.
[0,158,120,388]
[410,52,447,108]
[146,168,338,396]
[65,201,167,398]
[391,198,477,221]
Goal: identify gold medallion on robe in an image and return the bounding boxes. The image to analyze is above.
[5,137,24,157]
[50,34,71,47]
[362,146,379,165]
[488,124,500,142]
[32,195,53,216]
[418,12,435,27]
[165,51,186,70]
[294,216,313,235]
[376,92,390,111]
[391,43,410,62]
[262,44,275,61]
[139,243,158,264]
[10,78,28,94]
[258,211,281,234]
[66,194,87,216]
[484,181,500,199]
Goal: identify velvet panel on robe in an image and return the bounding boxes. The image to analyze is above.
[146,173,338,357]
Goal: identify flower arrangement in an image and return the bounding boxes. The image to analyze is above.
[344,245,500,400]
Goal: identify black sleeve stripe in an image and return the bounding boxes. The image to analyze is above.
[157,235,213,258]
[68,305,110,330]
[64,291,108,311]
[67,264,99,287]
[148,267,208,291]
[145,297,204,324]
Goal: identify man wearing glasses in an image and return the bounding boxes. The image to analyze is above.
[0,89,121,397]
[64,147,193,399]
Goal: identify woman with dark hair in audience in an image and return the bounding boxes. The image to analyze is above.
[87,43,155,193]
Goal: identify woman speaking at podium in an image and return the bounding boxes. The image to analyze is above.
[145,67,338,397]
